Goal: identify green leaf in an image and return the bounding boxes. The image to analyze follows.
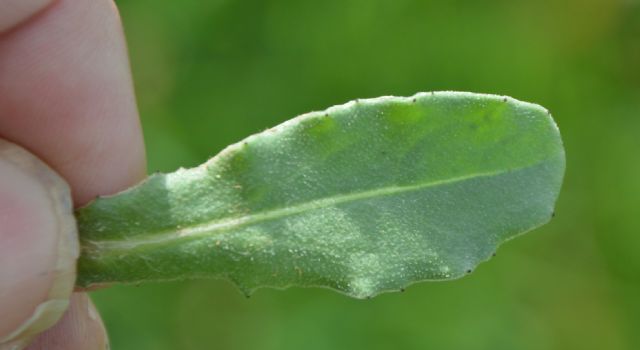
[76,92,565,299]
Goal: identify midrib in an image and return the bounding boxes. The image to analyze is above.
[83,165,533,253]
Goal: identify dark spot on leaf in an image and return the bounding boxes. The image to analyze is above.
[412,98,417,103]
[551,211,556,218]
[492,252,497,257]
[400,288,405,292]
[466,269,472,274]
[503,97,508,102]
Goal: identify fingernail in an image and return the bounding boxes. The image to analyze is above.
[0,0,54,33]
[23,294,109,350]
[0,139,78,349]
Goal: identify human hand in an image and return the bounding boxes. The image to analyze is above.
[0,0,146,348]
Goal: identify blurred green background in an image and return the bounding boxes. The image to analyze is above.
[93,0,640,349]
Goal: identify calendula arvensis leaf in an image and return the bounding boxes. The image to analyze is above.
[76,92,565,299]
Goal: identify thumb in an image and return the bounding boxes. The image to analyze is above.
[0,139,78,349]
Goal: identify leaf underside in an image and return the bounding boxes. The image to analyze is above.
[76,92,565,299]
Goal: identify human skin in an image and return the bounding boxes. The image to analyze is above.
[0,0,146,348]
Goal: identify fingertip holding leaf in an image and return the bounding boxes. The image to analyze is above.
[76,92,565,299]
[0,139,78,348]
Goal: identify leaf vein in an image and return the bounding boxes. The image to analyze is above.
[84,163,541,253]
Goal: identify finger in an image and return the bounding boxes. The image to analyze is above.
[26,293,108,350]
[0,140,78,349]
[0,0,52,33]
[0,0,147,205]
[0,0,147,348]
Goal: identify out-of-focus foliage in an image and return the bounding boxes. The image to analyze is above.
[94,0,640,349]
